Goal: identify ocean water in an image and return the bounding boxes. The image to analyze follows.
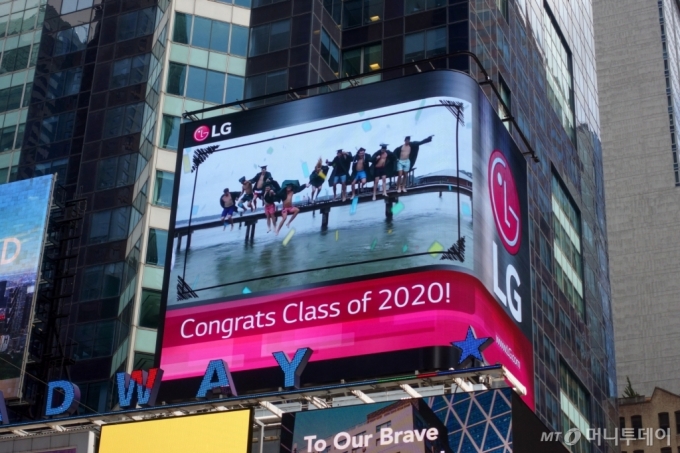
[169,192,473,306]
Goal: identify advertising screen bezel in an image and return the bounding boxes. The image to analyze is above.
[158,70,530,399]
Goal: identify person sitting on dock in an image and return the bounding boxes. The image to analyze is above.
[350,148,370,200]
[220,188,236,231]
[249,165,273,210]
[371,144,394,200]
[263,183,278,233]
[308,158,328,203]
[276,182,308,235]
[326,149,352,202]
[393,135,434,193]
[237,176,254,212]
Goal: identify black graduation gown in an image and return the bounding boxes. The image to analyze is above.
[249,171,273,190]
[392,136,433,171]
[370,149,397,178]
[327,153,352,187]
[309,166,330,188]
[350,154,373,180]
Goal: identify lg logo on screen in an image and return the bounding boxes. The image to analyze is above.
[488,150,522,323]
[193,122,232,142]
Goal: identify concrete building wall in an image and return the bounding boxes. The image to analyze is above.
[594,0,680,395]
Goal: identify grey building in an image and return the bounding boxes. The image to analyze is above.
[594,0,680,396]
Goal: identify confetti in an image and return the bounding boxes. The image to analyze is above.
[462,203,472,216]
[402,244,408,253]
[192,206,199,216]
[350,197,359,215]
[428,241,445,258]
[301,162,310,178]
[414,99,427,122]
[391,202,404,215]
[388,229,393,234]
[282,228,296,246]
[370,239,377,250]
[362,121,372,132]
[335,230,339,241]
[183,155,192,173]
[242,287,252,294]
[449,185,452,191]
[267,147,274,154]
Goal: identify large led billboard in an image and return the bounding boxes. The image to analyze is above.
[98,409,252,452]
[278,390,568,453]
[0,175,54,399]
[159,71,532,405]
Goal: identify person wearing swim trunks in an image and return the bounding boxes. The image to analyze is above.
[263,184,278,232]
[275,183,308,235]
[371,144,393,200]
[326,149,352,201]
[220,188,236,230]
[350,148,370,199]
[249,165,273,209]
[237,176,254,212]
[393,135,434,193]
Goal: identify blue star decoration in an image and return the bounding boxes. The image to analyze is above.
[451,326,494,367]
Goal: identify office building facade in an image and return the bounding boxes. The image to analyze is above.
[1,0,616,449]
[594,0,680,397]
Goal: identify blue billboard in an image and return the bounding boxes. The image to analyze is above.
[0,175,54,398]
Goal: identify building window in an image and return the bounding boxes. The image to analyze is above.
[404,27,446,63]
[61,0,94,15]
[34,158,68,182]
[153,170,174,207]
[675,410,680,435]
[320,28,340,74]
[244,69,287,105]
[47,67,82,99]
[96,154,139,191]
[552,174,584,316]
[660,448,671,453]
[54,24,89,56]
[160,115,180,150]
[146,229,168,266]
[540,283,554,324]
[619,416,625,431]
[140,289,161,329]
[631,415,642,433]
[80,263,125,301]
[323,0,342,24]
[40,112,74,144]
[110,54,151,89]
[73,320,115,360]
[102,102,145,139]
[89,207,131,244]
[342,43,381,77]
[560,363,590,453]
[249,19,290,56]
[659,412,670,430]
[497,0,508,22]
[252,0,285,7]
[404,0,445,15]
[542,335,556,374]
[217,0,251,6]
[341,0,383,29]
[542,6,574,141]
[1,45,33,72]
[0,85,23,113]
[498,74,511,131]
[173,12,191,44]
[229,25,249,57]
[166,63,244,105]
[117,7,155,42]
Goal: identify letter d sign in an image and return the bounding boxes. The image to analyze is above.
[0,238,20,265]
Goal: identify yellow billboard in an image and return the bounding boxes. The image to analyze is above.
[99,409,251,453]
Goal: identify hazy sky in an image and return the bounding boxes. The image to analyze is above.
[176,97,472,223]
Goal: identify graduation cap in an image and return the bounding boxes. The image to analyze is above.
[379,144,388,150]
[239,176,246,183]
[336,149,344,154]
[404,136,411,141]
[259,164,268,169]
[358,147,366,152]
